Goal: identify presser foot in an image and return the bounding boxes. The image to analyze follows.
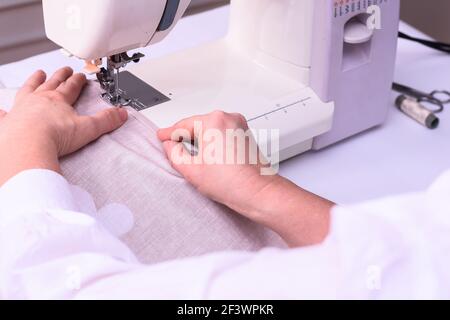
[100,91,131,107]
[96,51,147,108]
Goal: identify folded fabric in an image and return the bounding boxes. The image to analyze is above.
[0,83,284,264]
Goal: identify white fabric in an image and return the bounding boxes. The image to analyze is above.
[1,169,449,300]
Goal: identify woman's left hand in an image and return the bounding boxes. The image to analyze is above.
[0,67,128,186]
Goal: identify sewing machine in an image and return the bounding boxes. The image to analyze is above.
[42,0,400,161]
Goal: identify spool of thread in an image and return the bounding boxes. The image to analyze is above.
[395,95,440,129]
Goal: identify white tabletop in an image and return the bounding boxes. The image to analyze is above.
[1,6,449,204]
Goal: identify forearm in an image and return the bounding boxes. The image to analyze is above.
[241,175,333,247]
[0,127,60,186]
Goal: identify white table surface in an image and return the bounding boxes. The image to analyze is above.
[1,5,449,204]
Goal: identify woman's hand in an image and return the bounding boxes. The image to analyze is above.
[158,111,274,214]
[8,67,128,156]
[0,67,128,186]
[158,111,333,247]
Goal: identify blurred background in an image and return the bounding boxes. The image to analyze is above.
[0,0,449,65]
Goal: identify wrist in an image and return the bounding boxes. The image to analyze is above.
[222,168,280,217]
[243,174,287,222]
[243,175,333,247]
[0,125,60,186]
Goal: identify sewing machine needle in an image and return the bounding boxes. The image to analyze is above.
[114,68,120,105]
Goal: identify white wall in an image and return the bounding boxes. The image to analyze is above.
[0,0,228,64]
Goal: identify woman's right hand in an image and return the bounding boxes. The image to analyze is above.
[158,111,333,247]
[157,111,276,216]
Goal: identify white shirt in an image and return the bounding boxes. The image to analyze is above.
[0,169,449,300]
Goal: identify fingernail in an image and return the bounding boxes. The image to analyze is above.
[118,108,128,121]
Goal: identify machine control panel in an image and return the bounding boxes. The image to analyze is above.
[333,0,388,18]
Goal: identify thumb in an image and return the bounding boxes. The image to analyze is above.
[75,108,128,148]
[90,107,129,134]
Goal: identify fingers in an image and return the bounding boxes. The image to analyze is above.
[74,108,128,149]
[162,140,197,177]
[36,67,74,92]
[16,70,47,98]
[157,115,205,142]
[56,73,87,105]
[0,110,7,119]
[231,112,249,127]
[157,111,249,142]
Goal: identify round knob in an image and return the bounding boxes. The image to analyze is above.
[344,20,374,44]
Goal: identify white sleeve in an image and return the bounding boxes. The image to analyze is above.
[1,170,450,300]
[324,170,450,299]
[0,170,138,299]
[0,170,340,300]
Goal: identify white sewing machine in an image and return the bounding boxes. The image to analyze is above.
[42,0,400,161]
